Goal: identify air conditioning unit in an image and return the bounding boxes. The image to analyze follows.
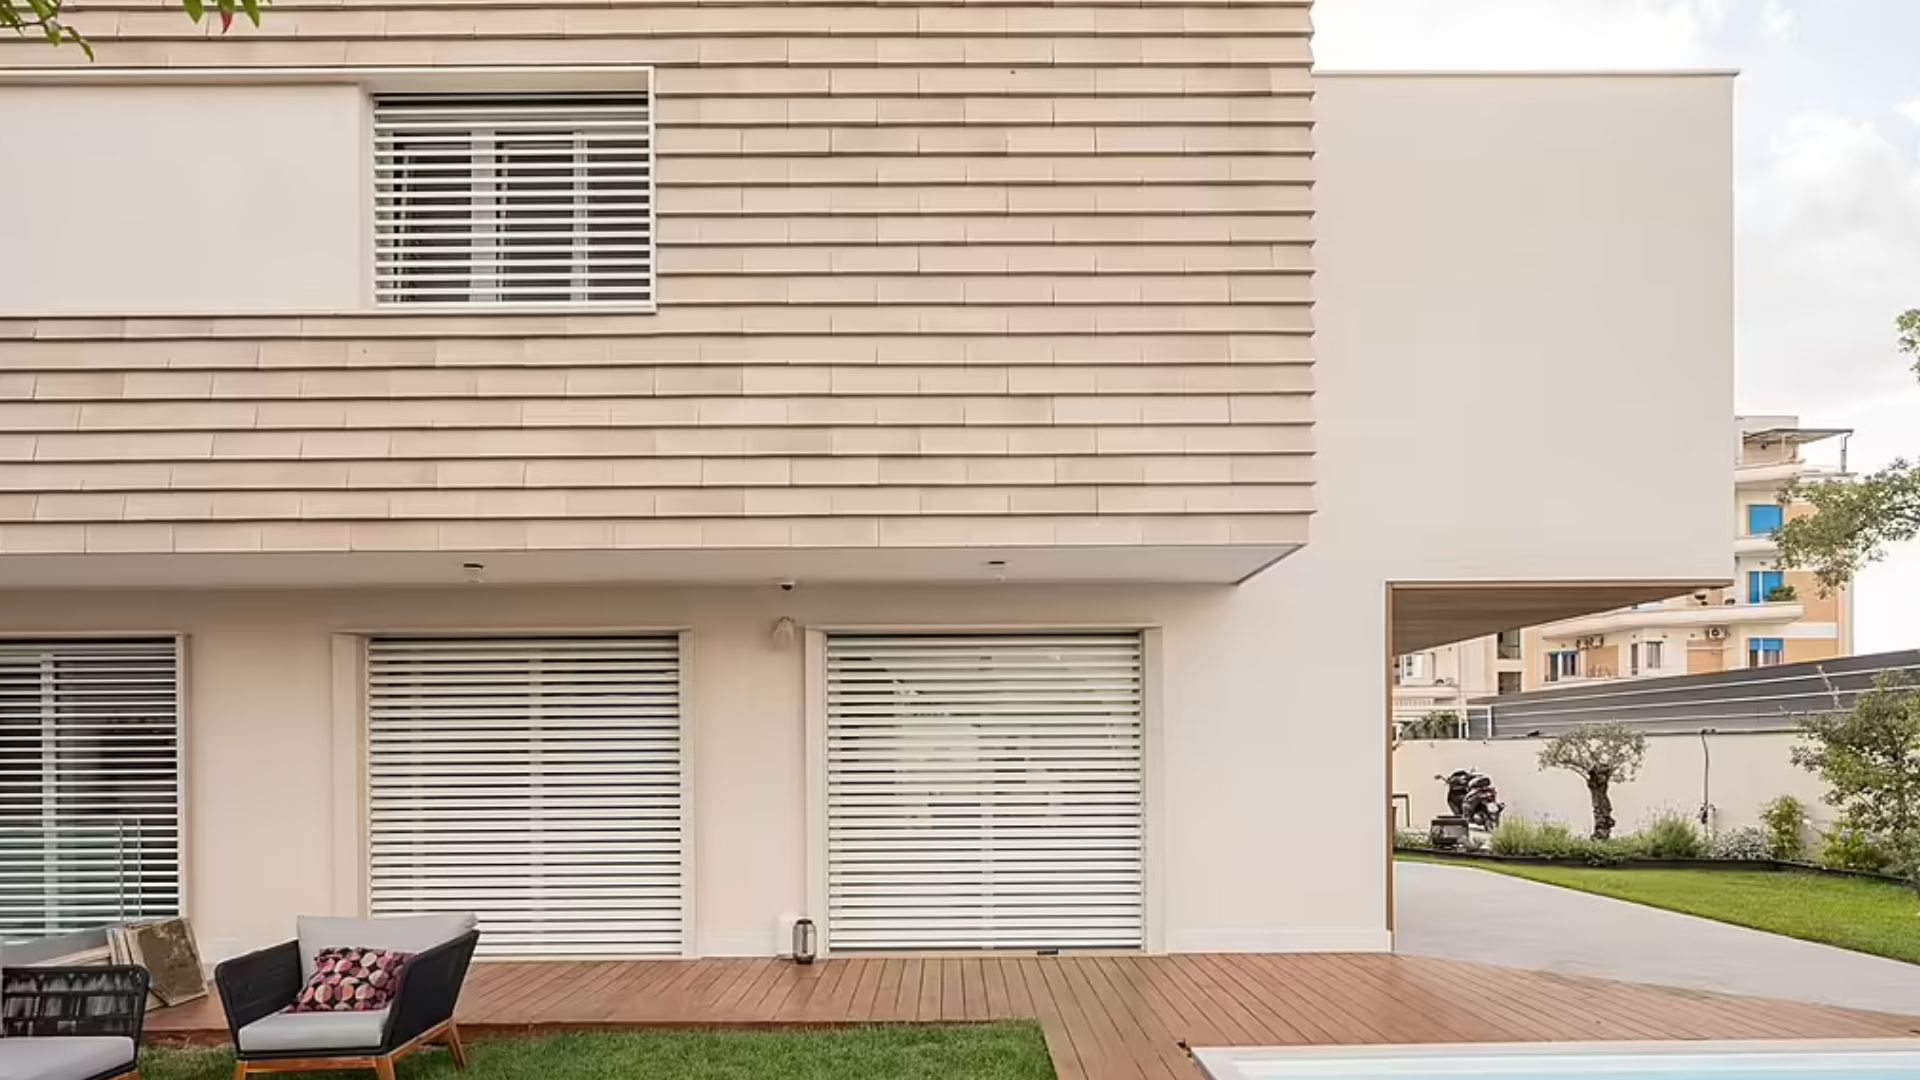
[1706,626,1728,641]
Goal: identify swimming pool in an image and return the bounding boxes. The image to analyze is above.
[1191,1040,1920,1080]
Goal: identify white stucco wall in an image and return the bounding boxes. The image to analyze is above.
[1315,73,1734,585]
[0,581,1389,961]
[1395,733,1832,838]
[0,85,365,316]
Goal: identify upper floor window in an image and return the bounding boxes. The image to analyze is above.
[373,92,654,309]
[1496,630,1522,661]
[1747,569,1785,604]
[1745,503,1785,536]
[1395,652,1433,685]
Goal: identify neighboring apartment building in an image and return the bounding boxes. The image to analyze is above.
[0,4,1734,962]
[1395,416,1851,726]
[1529,416,1854,687]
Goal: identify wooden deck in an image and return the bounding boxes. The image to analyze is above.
[150,954,1920,1079]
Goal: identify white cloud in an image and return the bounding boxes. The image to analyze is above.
[1738,111,1920,411]
[1899,99,1920,126]
[1761,0,1795,39]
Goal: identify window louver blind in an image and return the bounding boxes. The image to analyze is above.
[373,92,654,308]
[0,639,181,944]
[367,636,682,958]
[825,633,1145,951]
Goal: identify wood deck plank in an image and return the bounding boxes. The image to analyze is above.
[147,951,1920,1078]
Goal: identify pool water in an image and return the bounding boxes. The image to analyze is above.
[1190,1042,1920,1080]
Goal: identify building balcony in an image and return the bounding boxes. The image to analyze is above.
[1541,600,1804,638]
[1733,534,1780,557]
[1734,461,1846,488]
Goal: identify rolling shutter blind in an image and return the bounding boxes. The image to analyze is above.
[373,92,654,308]
[825,633,1145,951]
[367,635,682,958]
[0,639,181,944]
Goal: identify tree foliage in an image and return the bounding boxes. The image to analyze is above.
[1402,711,1463,741]
[1792,675,1920,880]
[1775,309,1920,592]
[2,0,264,56]
[1538,722,1648,840]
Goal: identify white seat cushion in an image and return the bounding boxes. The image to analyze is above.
[295,913,476,977]
[237,1009,391,1055]
[0,1036,137,1080]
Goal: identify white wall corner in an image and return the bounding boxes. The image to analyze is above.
[802,629,830,957]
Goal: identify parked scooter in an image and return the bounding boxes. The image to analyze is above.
[1438,769,1504,830]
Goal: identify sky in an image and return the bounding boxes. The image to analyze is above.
[1316,0,1920,653]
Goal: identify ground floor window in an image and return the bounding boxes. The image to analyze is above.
[0,639,180,943]
[1748,637,1785,668]
[366,634,683,957]
[824,632,1145,951]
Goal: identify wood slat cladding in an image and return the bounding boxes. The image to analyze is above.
[0,0,1313,558]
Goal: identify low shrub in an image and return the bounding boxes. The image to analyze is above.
[1627,812,1706,860]
[1709,826,1772,861]
[1394,829,1433,850]
[1490,817,1580,858]
[1821,823,1894,873]
[1760,795,1808,861]
[1487,817,1629,864]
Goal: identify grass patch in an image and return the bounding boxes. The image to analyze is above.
[143,1025,1056,1080]
[1398,856,1920,966]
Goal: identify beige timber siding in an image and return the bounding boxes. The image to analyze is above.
[0,0,1313,557]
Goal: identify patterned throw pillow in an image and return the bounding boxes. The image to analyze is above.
[292,948,412,1012]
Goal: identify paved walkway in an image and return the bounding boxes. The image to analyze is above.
[1395,860,1920,1017]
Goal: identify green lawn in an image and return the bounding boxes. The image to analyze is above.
[1400,855,1920,966]
[142,1025,1056,1080]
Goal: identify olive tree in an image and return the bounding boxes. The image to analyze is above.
[3,0,262,56]
[1538,722,1647,840]
[1792,674,1920,890]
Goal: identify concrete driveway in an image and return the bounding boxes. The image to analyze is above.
[1394,860,1920,1017]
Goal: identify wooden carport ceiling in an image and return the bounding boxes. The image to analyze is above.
[1390,580,1728,655]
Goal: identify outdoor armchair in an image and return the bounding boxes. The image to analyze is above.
[214,913,478,1080]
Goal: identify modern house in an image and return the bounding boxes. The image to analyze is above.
[0,2,1733,964]
[1394,416,1852,727]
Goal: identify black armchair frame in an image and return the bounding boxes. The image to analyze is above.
[214,930,478,1080]
[1,965,151,1080]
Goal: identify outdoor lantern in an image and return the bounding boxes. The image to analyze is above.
[792,917,817,964]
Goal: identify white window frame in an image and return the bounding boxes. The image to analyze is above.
[335,624,693,958]
[370,83,656,313]
[0,634,188,944]
[1644,640,1665,671]
[1395,652,1433,685]
[803,623,1164,959]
